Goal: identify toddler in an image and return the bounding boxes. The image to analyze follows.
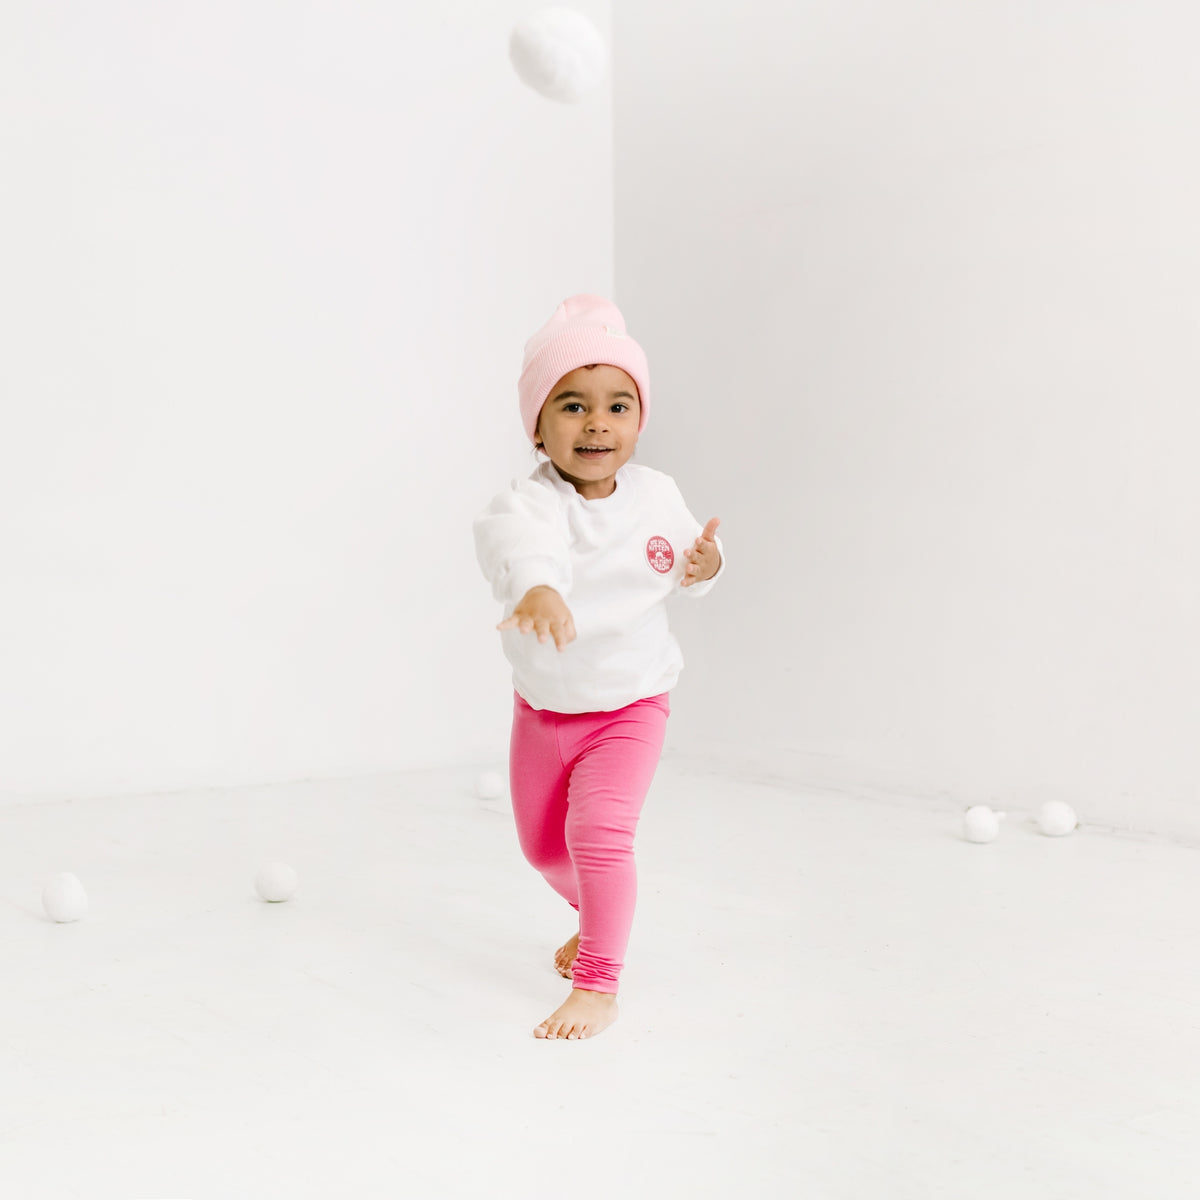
[473,295,724,1040]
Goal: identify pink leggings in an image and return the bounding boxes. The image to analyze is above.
[509,691,670,995]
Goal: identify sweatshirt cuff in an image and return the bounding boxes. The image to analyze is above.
[506,558,571,607]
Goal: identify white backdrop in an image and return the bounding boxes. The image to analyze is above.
[7,2,1198,841]
[1,1,613,800]
[615,1,1200,838]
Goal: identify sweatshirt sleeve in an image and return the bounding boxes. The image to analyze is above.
[473,476,572,608]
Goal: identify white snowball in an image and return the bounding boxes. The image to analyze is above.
[509,7,606,103]
[255,862,299,903]
[475,770,506,801]
[962,805,1004,843]
[43,872,89,923]
[1036,801,1078,837]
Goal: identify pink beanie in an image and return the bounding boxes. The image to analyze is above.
[517,295,651,445]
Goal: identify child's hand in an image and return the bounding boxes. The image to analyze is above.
[681,518,722,587]
[497,586,577,651]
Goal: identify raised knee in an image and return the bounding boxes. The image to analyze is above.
[520,841,570,874]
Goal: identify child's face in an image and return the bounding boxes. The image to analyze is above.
[535,364,641,500]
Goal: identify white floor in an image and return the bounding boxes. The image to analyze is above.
[2,758,1198,1200]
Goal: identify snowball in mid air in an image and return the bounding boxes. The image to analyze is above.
[510,8,607,103]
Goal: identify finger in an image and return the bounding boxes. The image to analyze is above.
[700,517,721,542]
[497,616,518,631]
[556,616,578,650]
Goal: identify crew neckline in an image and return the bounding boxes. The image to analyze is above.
[544,462,633,507]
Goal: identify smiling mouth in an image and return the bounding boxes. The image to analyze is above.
[575,446,613,458]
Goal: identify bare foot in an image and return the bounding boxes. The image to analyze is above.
[534,988,618,1040]
[554,931,580,979]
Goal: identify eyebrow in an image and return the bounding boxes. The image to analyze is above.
[550,389,638,403]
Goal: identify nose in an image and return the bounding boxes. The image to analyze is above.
[585,412,609,432]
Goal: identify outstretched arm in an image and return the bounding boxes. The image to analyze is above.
[681,517,722,588]
[473,478,571,607]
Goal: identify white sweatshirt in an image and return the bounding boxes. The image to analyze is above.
[474,462,725,713]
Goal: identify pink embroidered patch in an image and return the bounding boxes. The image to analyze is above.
[646,536,675,574]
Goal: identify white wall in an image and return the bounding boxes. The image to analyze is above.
[615,1,1200,838]
[1,2,613,800]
